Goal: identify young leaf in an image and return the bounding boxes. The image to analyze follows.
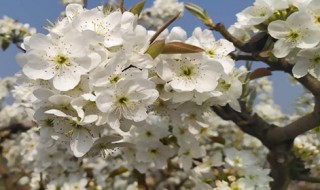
[249,68,272,80]
[145,40,165,59]
[162,42,204,54]
[130,1,145,16]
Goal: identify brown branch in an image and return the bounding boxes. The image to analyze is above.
[254,52,320,143]
[120,0,125,13]
[211,21,320,190]
[0,122,32,133]
[229,53,257,62]
[211,103,293,190]
[107,166,128,178]
[211,23,250,53]
[294,176,320,183]
[211,104,275,148]
[133,169,148,190]
[39,172,45,190]
[211,22,320,135]
[267,98,320,144]
[83,0,87,8]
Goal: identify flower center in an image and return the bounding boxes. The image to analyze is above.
[310,56,320,68]
[315,16,320,25]
[287,30,300,42]
[150,149,158,154]
[117,96,128,105]
[110,74,121,84]
[232,186,240,190]
[145,131,153,137]
[183,150,191,156]
[313,56,320,63]
[44,119,54,127]
[54,54,70,67]
[180,65,194,78]
[217,79,231,90]
[206,49,215,57]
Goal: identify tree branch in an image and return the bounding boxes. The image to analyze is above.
[229,53,257,62]
[267,98,320,144]
[213,24,320,144]
[211,23,249,53]
[210,20,320,190]
[211,104,275,148]
[0,122,32,133]
[83,0,88,8]
[294,176,320,183]
[133,169,148,190]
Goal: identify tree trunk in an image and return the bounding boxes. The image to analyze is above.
[267,141,293,190]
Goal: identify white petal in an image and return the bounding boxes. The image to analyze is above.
[28,33,52,50]
[229,99,241,112]
[121,12,136,30]
[65,4,83,21]
[23,58,56,80]
[123,106,148,122]
[45,109,70,118]
[292,61,309,78]
[53,68,81,91]
[272,40,293,58]
[70,129,94,157]
[106,112,121,129]
[170,77,195,92]
[81,115,98,124]
[96,90,114,113]
[172,92,193,103]
[33,88,54,100]
[314,64,320,79]
[48,95,72,105]
[268,20,288,39]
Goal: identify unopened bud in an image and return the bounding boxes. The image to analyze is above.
[184,3,214,27]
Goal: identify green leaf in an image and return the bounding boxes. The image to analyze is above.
[249,68,272,80]
[162,42,204,54]
[184,2,214,27]
[1,39,10,51]
[145,40,165,59]
[129,1,145,16]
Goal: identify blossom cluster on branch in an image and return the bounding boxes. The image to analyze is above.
[0,15,36,51]
[0,0,320,189]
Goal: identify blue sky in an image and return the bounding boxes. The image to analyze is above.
[0,0,302,113]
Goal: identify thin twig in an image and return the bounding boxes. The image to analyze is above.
[149,12,181,44]
[120,0,125,13]
[83,0,88,8]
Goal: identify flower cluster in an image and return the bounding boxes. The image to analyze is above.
[10,4,255,189]
[1,128,90,189]
[0,16,36,50]
[16,3,243,168]
[233,0,320,79]
[1,0,320,189]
